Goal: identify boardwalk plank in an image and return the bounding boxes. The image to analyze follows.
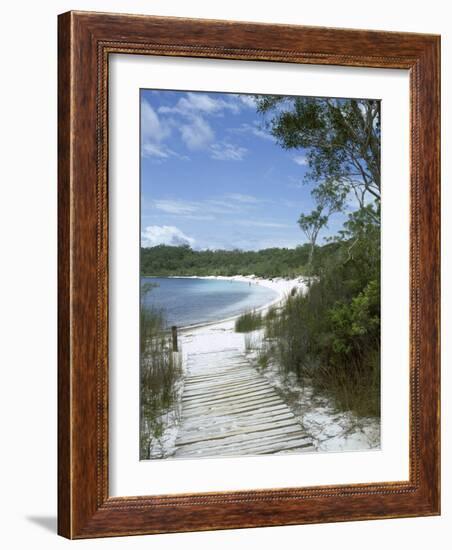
[182,380,269,398]
[182,386,275,407]
[179,404,290,429]
[181,396,283,417]
[180,433,314,458]
[177,418,310,446]
[180,411,294,435]
[174,347,312,457]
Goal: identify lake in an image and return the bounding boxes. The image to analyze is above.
[141,277,278,328]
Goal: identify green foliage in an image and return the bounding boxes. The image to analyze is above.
[234,310,263,333]
[262,218,381,418]
[140,286,182,459]
[256,96,381,214]
[298,206,329,265]
[141,244,312,278]
[256,93,384,418]
[257,348,270,371]
[329,280,380,355]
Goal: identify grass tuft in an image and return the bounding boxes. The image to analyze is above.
[234,310,263,333]
[140,300,183,459]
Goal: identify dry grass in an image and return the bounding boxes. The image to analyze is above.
[140,303,183,459]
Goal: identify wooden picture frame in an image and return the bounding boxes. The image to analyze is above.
[58,10,440,539]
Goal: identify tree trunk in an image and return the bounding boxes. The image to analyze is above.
[308,242,315,266]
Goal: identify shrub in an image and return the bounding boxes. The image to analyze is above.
[260,224,381,418]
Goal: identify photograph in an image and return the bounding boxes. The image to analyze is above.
[139,89,381,460]
[0,0,443,543]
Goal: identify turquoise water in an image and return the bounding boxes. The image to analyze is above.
[141,277,278,328]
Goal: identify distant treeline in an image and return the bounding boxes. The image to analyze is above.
[140,243,337,278]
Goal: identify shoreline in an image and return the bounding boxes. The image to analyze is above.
[177,276,380,455]
[144,274,308,331]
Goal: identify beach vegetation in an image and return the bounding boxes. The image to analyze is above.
[234,310,263,333]
[262,218,380,417]
[140,285,183,460]
[244,333,259,352]
[252,96,381,418]
[257,347,270,371]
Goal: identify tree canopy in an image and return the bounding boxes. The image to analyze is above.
[256,95,381,226]
[141,244,313,278]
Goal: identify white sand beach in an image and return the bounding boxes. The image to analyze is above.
[178,276,308,409]
[176,274,307,332]
[149,275,380,459]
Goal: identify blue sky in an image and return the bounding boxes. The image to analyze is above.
[140,89,348,251]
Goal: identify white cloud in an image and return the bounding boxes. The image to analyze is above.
[229,122,274,141]
[293,154,308,166]
[205,199,241,212]
[181,93,222,114]
[141,92,270,160]
[141,99,188,160]
[141,142,189,161]
[148,92,263,157]
[141,143,169,159]
[156,93,249,154]
[236,95,258,109]
[141,225,195,247]
[152,198,232,217]
[210,142,247,161]
[152,200,199,215]
[236,220,290,228]
[224,193,260,204]
[151,195,260,218]
[159,92,240,116]
[180,116,214,151]
[141,100,170,142]
[249,126,273,141]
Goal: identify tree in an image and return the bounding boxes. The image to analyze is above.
[256,96,381,224]
[298,178,347,265]
[298,206,328,266]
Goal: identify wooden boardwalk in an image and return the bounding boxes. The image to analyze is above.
[174,348,314,458]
